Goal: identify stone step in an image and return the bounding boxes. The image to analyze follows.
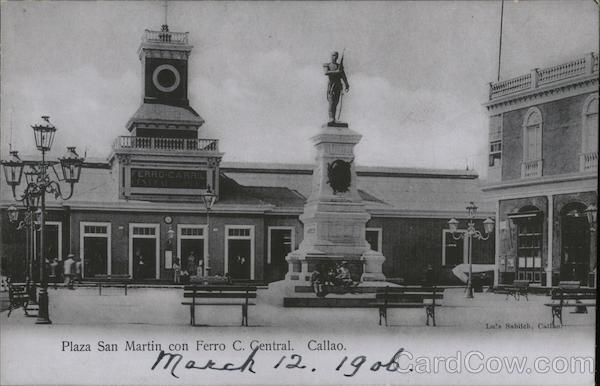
[283,297,378,308]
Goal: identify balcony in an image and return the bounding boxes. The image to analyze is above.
[142,29,189,45]
[580,151,598,172]
[489,53,598,100]
[114,136,219,152]
[521,159,542,178]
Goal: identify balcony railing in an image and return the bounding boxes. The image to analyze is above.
[490,53,598,100]
[143,29,189,44]
[490,73,532,99]
[114,136,219,152]
[521,159,543,178]
[580,151,598,172]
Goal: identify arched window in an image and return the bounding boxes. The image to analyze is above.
[521,107,543,177]
[582,95,598,154]
[523,107,542,162]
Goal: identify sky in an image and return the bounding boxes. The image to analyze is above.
[1,1,598,177]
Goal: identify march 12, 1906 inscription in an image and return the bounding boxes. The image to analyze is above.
[130,168,207,189]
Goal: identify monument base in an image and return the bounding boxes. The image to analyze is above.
[280,245,386,296]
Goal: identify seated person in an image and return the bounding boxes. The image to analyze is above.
[335,262,353,286]
[310,270,324,297]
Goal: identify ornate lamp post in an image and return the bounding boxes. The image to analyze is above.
[7,204,41,298]
[201,186,217,276]
[447,202,495,298]
[2,116,84,324]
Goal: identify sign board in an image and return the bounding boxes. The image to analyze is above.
[130,168,207,189]
[164,250,173,269]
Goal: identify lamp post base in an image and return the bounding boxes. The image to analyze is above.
[465,285,474,299]
[35,289,52,324]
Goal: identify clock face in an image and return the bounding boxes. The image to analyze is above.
[152,64,181,93]
[164,216,173,224]
[144,58,187,101]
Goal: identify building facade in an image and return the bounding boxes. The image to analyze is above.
[1,25,495,285]
[484,53,598,287]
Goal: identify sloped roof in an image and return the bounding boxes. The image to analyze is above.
[126,103,204,130]
[217,173,305,208]
[221,163,491,213]
[1,161,491,214]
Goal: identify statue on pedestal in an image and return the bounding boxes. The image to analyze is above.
[323,51,350,126]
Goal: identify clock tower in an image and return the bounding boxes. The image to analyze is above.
[141,25,190,107]
[110,24,223,202]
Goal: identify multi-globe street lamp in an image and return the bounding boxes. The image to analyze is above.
[2,116,84,324]
[447,202,495,299]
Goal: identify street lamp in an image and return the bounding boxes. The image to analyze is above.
[448,202,495,298]
[585,204,597,231]
[201,185,217,276]
[1,116,84,324]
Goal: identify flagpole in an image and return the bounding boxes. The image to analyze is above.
[497,0,505,82]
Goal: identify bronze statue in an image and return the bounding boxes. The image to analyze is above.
[323,51,350,125]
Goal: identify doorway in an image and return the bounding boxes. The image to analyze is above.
[80,222,111,278]
[561,204,590,283]
[225,226,254,280]
[267,227,294,282]
[177,225,207,276]
[129,224,160,280]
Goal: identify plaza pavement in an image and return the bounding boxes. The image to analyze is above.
[0,286,595,385]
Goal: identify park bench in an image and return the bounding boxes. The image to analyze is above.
[182,285,257,326]
[544,281,596,326]
[495,280,530,301]
[7,281,32,317]
[88,274,132,295]
[371,286,443,327]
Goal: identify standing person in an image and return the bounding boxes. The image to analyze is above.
[172,258,181,284]
[196,256,204,277]
[49,258,59,290]
[323,51,350,124]
[63,254,75,290]
[135,249,145,281]
[74,257,83,286]
[186,251,196,279]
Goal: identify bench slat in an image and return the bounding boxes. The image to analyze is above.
[376,287,440,293]
[551,294,596,300]
[375,293,443,300]
[183,292,257,299]
[182,302,256,306]
[184,285,257,291]
[552,288,595,294]
[371,302,440,308]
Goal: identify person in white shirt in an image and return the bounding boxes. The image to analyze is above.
[63,254,75,289]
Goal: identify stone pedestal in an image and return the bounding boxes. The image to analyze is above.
[283,124,386,289]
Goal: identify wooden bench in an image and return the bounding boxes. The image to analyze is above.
[90,275,132,295]
[495,280,530,301]
[371,286,443,327]
[182,285,257,326]
[544,281,596,326]
[7,282,32,317]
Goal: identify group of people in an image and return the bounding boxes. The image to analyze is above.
[172,251,204,284]
[46,253,81,290]
[310,261,357,297]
